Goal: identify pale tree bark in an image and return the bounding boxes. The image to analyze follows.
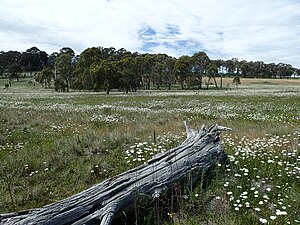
[0,122,231,225]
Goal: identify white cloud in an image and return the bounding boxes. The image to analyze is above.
[0,0,300,67]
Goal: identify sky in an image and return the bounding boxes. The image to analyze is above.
[1,0,300,67]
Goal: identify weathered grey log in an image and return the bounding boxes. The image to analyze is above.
[0,122,231,225]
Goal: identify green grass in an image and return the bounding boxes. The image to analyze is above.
[0,78,299,224]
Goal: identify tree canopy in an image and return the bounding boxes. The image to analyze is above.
[0,45,298,92]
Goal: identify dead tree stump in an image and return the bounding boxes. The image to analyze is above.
[0,122,231,225]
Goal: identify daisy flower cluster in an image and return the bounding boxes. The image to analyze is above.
[125,132,184,166]
[90,114,124,124]
[222,132,300,224]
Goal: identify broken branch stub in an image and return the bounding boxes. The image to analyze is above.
[0,122,231,225]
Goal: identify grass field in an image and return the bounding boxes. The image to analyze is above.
[0,78,299,224]
[221,77,300,86]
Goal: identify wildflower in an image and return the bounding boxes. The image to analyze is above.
[167,212,175,218]
[275,210,287,215]
[263,195,269,200]
[270,215,277,220]
[259,218,268,224]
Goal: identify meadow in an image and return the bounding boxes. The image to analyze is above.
[0,78,299,224]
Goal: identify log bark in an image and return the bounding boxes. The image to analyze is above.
[0,122,231,225]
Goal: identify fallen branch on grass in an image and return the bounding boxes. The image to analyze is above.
[0,122,231,225]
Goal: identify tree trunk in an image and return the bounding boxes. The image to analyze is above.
[0,122,230,225]
[213,77,218,88]
[167,82,171,90]
[66,80,69,92]
[180,80,184,90]
[147,77,150,90]
[220,76,223,89]
[198,75,202,89]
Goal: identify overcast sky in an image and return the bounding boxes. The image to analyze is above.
[1,0,300,67]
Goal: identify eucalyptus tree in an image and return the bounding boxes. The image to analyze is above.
[206,62,218,88]
[0,51,22,85]
[59,47,75,57]
[213,59,226,88]
[265,63,277,78]
[276,63,294,79]
[19,47,48,72]
[232,58,240,74]
[115,48,128,60]
[118,56,139,93]
[7,64,22,84]
[135,55,151,89]
[225,59,235,75]
[55,53,73,92]
[89,60,118,93]
[190,52,210,89]
[0,51,6,76]
[48,52,59,69]
[141,54,155,89]
[163,56,176,90]
[174,55,190,89]
[152,54,169,89]
[252,61,265,78]
[239,60,250,77]
[37,67,54,88]
[73,47,103,90]
[117,48,134,60]
[247,61,256,77]
[2,51,21,69]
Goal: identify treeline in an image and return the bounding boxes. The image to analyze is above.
[0,46,298,92]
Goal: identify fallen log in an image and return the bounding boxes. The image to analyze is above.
[0,122,231,225]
